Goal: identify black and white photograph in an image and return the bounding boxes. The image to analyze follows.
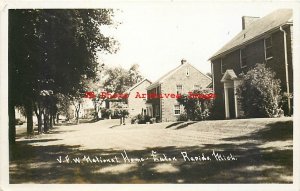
[0,1,299,191]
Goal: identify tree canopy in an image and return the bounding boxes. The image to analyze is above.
[9,9,118,143]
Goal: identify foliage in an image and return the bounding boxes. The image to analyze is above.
[9,9,118,141]
[112,109,129,119]
[131,114,152,124]
[101,108,113,119]
[236,63,283,118]
[150,118,156,124]
[177,89,214,121]
[279,92,293,116]
[15,119,25,125]
[177,113,188,121]
[103,64,143,94]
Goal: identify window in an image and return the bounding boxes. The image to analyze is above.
[186,67,190,76]
[194,85,201,90]
[221,58,226,74]
[240,48,247,68]
[176,85,183,94]
[174,105,181,115]
[264,36,273,60]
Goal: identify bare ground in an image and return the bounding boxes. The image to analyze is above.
[10,117,293,183]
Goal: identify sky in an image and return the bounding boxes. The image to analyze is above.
[98,2,293,82]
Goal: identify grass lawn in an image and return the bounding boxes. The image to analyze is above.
[10,117,293,183]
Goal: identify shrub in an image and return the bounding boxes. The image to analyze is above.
[194,107,210,121]
[236,63,283,118]
[131,114,152,124]
[177,113,188,121]
[279,92,293,116]
[15,118,25,125]
[101,108,113,119]
[150,118,156,124]
[177,89,214,121]
[111,109,129,119]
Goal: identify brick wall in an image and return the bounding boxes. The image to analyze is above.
[211,25,293,119]
[160,63,211,122]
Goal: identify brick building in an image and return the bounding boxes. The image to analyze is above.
[125,78,152,116]
[146,60,212,122]
[209,9,293,119]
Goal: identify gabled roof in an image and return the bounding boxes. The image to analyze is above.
[147,62,211,90]
[209,9,293,61]
[221,69,238,82]
[124,78,151,94]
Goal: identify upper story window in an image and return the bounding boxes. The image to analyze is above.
[240,48,247,68]
[264,36,273,60]
[186,67,190,76]
[176,84,183,94]
[221,58,226,74]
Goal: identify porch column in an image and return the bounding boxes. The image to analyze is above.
[224,87,230,119]
[234,79,242,118]
[234,87,239,118]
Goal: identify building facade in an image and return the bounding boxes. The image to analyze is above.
[209,9,293,119]
[146,60,212,122]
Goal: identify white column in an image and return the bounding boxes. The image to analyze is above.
[224,87,230,119]
[234,87,239,118]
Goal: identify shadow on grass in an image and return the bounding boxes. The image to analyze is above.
[165,122,184,129]
[109,125,121,129]
[10,139,292,183]
[223,120,293,142]
[175,122,198,130]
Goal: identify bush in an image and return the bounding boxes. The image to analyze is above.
[131,114,152,124]
[236,63,283,118]
[194,107,210,121]
[110,109,129,119]
[177,89,214,121]
[279,92,293,116]
[15,118,25,125]
[177,113,188,121]
[150,118,156,124]
[101,108,113,119]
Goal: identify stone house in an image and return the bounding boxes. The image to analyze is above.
[124,78,152,116]
[209,9,293,119]
[146,60,212,122]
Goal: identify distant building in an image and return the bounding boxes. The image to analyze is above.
[209,9,293,119]
[146,60,212,122]
[124,78,152,116]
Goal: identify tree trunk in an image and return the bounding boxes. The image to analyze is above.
[53,114,56,125]
[49,114,53,129]
[94,101,98,120]
[43,111,49,133]
[37,115,42,134]
[76,110,80,124]
[25,100,34,136]
[34,103,43,134]
[56,113,59,124]
[9,103,16,145]
[75,103,80,124]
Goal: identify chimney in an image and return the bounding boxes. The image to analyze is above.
[242,16,259,30]
[181,59,187,65]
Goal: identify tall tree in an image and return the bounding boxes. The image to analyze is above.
[9,9,118,143]
[103,64,144,94]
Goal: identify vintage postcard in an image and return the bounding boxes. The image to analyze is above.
[0,0,299,191]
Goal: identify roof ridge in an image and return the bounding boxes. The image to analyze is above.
[125,78,151,93]
[209,9,293,60]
